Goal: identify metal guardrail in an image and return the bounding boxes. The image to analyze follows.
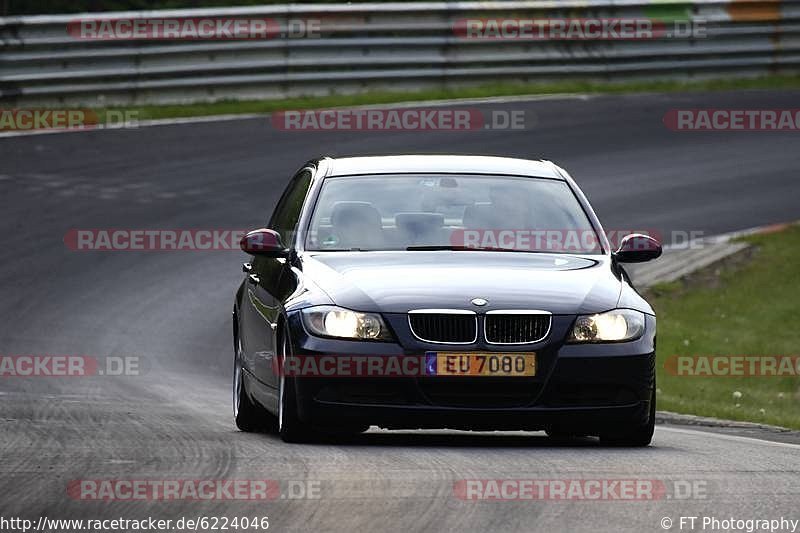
[1,1,799,106]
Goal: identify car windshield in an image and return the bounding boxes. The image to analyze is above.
[305,174,602,254]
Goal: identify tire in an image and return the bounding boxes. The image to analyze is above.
[600,383,656,447]
[234,335,266,432]
[277,328,315,443]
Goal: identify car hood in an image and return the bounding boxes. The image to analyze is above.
[299,251,626,315]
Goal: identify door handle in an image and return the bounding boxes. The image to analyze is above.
[248,273,260,284]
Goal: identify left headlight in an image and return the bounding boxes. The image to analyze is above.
[301,306,392,341]
[567,309,645,343]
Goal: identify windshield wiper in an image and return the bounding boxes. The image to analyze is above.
[405,245,541,253]
[406,245,502,251]
[406,245,474,251]
[311,248,371,252]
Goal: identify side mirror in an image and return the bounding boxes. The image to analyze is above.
[614,233,662,263]
[240,228,289,257]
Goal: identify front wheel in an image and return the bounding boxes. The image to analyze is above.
[277,329,315,443]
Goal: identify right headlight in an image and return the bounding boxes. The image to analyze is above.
[567,309,645,343]
[301,306,392,341]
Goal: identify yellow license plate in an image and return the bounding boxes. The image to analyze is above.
[433,353,536,377]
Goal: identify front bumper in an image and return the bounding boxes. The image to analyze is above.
[286,312,656,432]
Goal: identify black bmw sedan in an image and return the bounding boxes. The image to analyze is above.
[233,155,661,445]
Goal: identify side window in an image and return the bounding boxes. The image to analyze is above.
[268,169,313,246]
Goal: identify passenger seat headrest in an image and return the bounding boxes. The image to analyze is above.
[331,201,382,228]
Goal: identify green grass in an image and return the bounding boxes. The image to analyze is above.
[651,225,800,429]
[96,73,800,122]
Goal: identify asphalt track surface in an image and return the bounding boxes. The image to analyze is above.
[1,90,799,533]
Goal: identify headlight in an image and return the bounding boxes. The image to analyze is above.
[568,309,645,343]
[301,306,392,341]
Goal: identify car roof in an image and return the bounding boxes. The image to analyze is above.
[323,155,565,180]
